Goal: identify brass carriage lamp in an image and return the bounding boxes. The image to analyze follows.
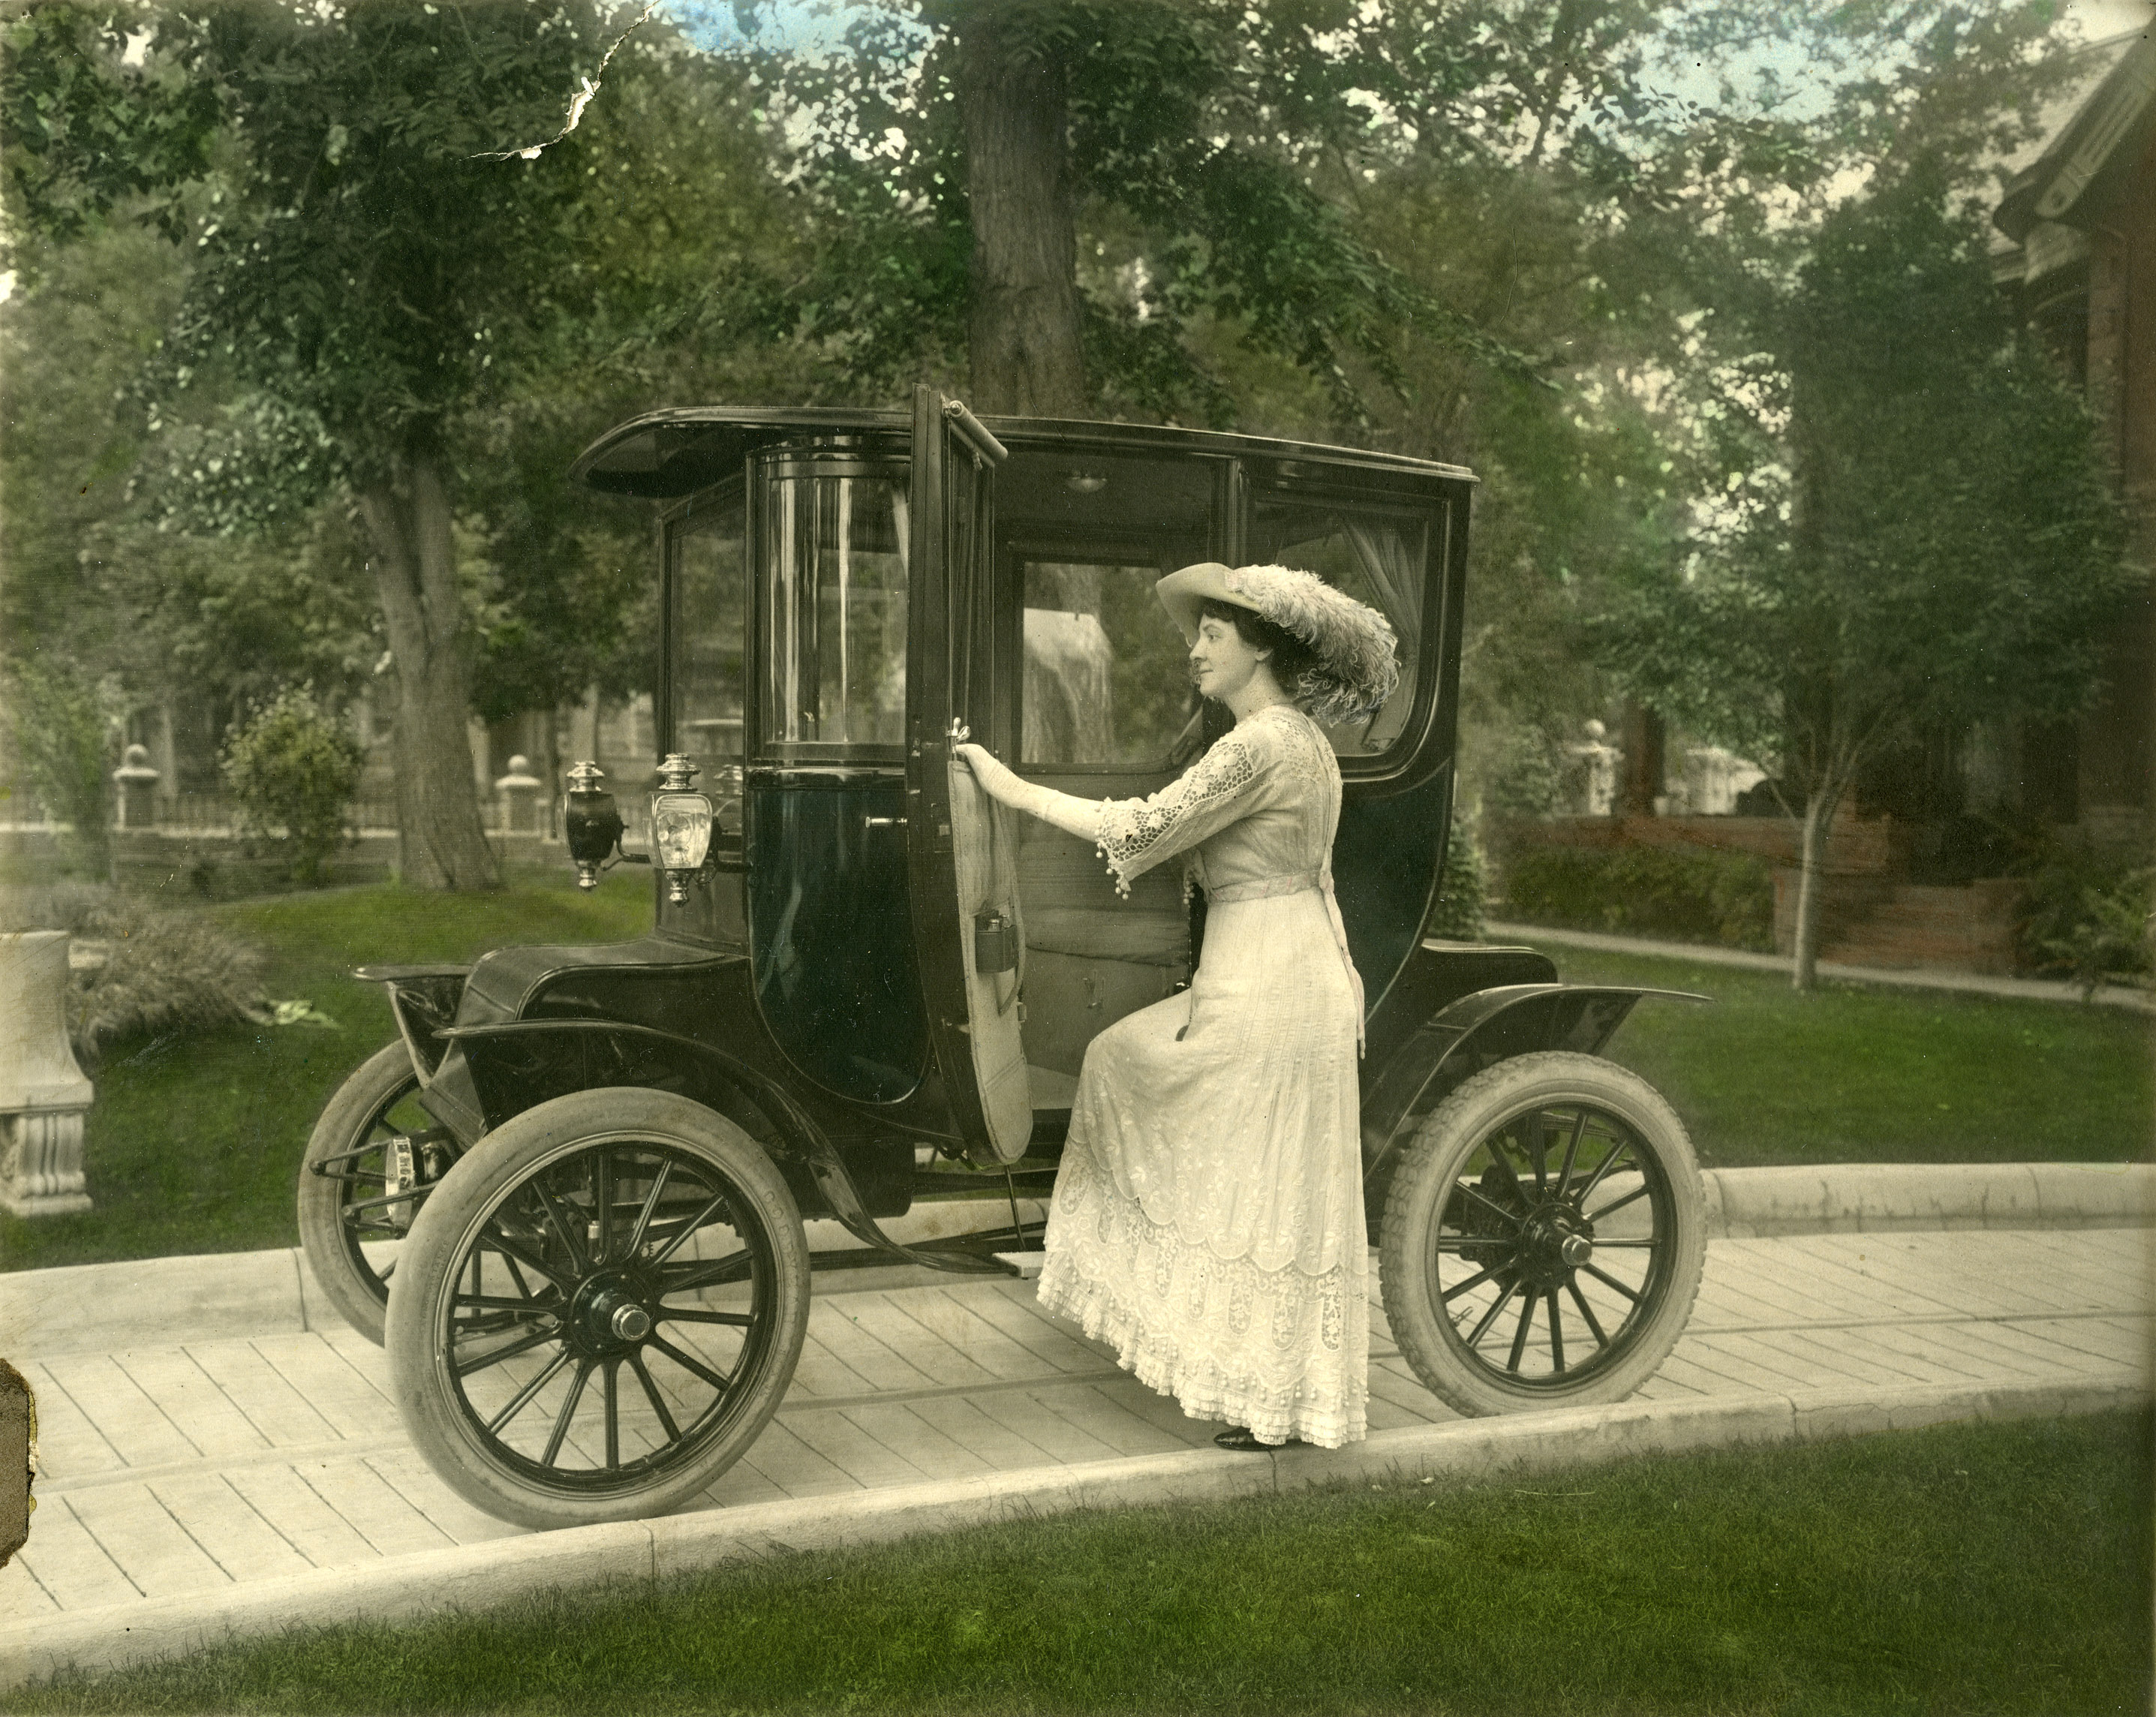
[564,761,626,891]
[650,753,715,904]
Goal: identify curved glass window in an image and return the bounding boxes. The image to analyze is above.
[669,490,749,793]
[757,468,910,759]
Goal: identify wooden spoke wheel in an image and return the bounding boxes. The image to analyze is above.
[386,1089,810,1530]
[297,1042,448,1344]
[1380,1053,1705,1418]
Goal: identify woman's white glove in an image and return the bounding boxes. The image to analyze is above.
[955,743,1101,839]
[954,742,1032,810]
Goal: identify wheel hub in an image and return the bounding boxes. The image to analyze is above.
[570,1270,653,1354]
[1514,1209,1592,1286]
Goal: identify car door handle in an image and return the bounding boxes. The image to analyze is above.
[862,816,907,830]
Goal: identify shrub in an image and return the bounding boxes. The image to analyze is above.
[1484,728,1571,818]
[1498,843,1776,951]
[0,883,265,1060]
[3,656,118,876]
[221,687,363,883]
[2016,844,2154,996]
[1430,813,1487,941]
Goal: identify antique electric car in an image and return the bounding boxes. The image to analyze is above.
[296,389,1708,1530]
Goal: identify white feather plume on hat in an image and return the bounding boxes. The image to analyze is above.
[1155,561,1401,724]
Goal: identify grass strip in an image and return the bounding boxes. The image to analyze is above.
[16,1409,2150,1715]
[1520,940,2154,1169]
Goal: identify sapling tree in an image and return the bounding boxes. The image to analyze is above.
[3,654,117,880]
[1596,173,2135,988]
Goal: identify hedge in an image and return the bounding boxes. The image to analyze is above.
[1497,843,1776,952]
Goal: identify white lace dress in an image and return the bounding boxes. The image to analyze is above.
[1035,702,1369,1447]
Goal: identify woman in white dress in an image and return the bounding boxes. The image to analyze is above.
[957,561,1398,1450]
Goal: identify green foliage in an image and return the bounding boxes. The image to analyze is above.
[1429,811,1487,941]
[0,881,265,1062]
[3,654,116,874]
[734,0,1550,422]
[1595,173,2136,798]
[1499,842,1776,952]
[1481,724,1571,819]
[218,687,363,883]
[2016,843,2156,997]
[0,1,219,251]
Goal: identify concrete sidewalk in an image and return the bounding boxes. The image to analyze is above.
[2,1224,2149,1691]
[1487,919,2156,1012]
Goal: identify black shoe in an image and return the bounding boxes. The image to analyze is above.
[1213,1428,1307,1451]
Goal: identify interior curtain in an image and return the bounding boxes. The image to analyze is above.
[1342,519,1420,657]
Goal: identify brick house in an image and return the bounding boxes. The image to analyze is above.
[1991,27,2154,846]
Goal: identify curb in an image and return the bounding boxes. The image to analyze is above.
[1701,1162,2156,1239]
[3,1374,2144,1694]
[4,1169,2148,1360]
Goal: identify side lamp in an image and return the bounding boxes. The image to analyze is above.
[650,753,714,904]
[564,761,625,891]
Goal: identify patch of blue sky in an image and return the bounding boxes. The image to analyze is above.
[664,0,927,59]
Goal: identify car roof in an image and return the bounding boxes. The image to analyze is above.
[570,406,1476,499]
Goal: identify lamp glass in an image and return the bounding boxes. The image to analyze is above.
[651,791,714,873]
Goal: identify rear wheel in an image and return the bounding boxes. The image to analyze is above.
[386,1088,810,1529]
[297,1042,444,1344]
[1380,1052,1705,1418]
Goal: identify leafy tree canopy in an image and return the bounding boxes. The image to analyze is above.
[1592,170,2136,982]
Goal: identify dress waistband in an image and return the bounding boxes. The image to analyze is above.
[1205,870,1322,904]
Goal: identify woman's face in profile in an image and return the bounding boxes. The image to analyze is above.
[1190,612,1270,702]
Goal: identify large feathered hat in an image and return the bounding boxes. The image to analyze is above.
[1155,561,1401,724]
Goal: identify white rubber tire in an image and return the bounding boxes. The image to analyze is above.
[386,1087,809,1530]
[1379,1051,1706,1418]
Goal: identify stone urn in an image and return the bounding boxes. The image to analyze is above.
[0,931,95,1217]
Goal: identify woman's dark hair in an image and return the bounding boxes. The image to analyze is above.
[1198,597,1319,694]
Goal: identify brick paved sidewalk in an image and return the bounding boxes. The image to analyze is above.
[3,1228,2148,1623]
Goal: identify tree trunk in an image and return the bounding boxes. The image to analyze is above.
[1618,702,1665,816]
[540,705,561,838]
[955,7,1089,416]
[1791,783,1840,992]
[355,445,501,892]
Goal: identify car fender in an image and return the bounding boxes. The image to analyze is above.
[1359,982,1709,1203]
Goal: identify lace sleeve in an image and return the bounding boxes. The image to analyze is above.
[1094,729,1271,895]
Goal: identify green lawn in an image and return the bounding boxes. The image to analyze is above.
[0,871,651,1274]
[15,1410,2150,1715]
[1520,940,2154,1170]
[3,901,2147,1275]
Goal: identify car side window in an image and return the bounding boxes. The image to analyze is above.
[1020,558,1203,767]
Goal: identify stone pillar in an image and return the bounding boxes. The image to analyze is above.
[0,932,95,1217]
[112,743,161,830]
[1568,720,1622,817]
[495,755,543,835]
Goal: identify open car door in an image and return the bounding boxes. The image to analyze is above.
[904,385,1030,1164]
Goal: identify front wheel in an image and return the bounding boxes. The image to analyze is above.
[1380,1052,1705,1418]
[386,1088,810,1530]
